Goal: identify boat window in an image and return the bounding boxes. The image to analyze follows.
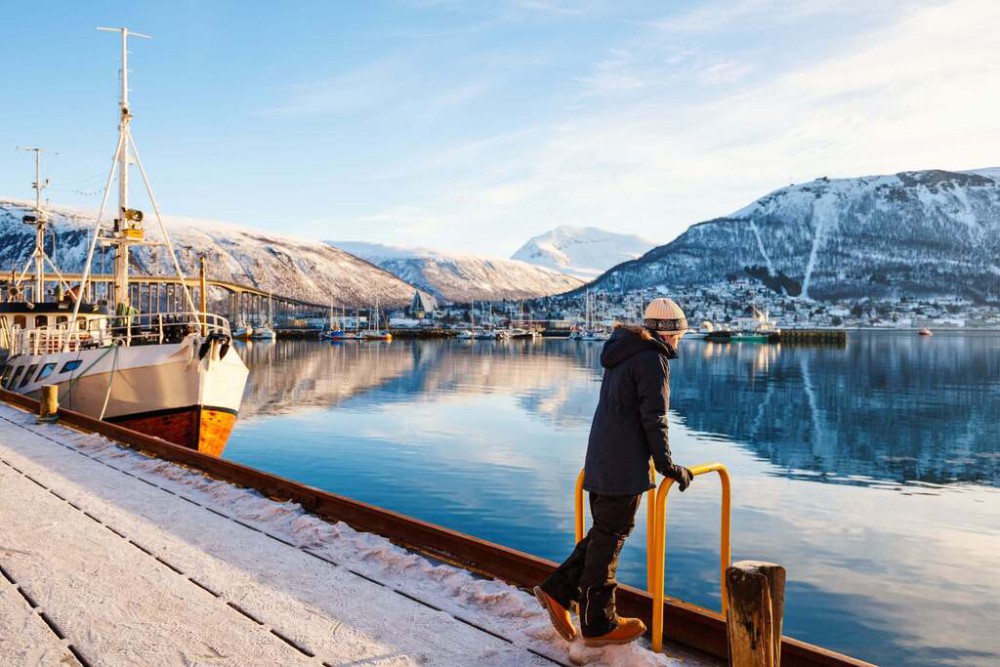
[13,315,26,329]
[76,318,87,330]
[35,315,48,327]
[59,360,82,374]
[7,366,24,389]
[36,362,57,382]
[56,316,69,326]
[19,364,38,388]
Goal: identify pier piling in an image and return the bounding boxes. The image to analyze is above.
[726,560,787,667]
[38,385,59,423]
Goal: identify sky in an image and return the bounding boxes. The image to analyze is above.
[1,0,998,257]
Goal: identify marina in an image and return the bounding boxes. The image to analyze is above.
[2,7,998,667]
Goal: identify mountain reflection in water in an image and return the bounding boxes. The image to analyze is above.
[235,334,998,488]
[226,334,999,666]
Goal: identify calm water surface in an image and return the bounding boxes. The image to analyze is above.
[224,333,999,666]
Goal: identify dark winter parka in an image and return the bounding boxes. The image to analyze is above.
[583,326,679,496]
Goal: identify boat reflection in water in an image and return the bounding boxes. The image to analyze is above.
[225,333,999,666]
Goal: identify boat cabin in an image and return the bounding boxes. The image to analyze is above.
[0,301,111,360]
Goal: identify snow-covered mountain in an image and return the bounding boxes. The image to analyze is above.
[587,170,1000,303]
[0,199,416,306]
[511,226,655,280]
[331,241,583,303]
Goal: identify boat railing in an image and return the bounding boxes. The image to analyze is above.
[9,311,232,356]
[14,327,111,356]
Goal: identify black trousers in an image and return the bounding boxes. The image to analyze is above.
[541,492,641,637]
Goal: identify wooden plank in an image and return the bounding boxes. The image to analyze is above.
[0,388,872,666]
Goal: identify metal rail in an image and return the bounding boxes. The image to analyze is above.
[1,387,870,666]
[574,462,732,654]
[574,465,658,590]
[651,463,731,653]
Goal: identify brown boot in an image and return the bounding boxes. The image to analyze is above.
[532,586,578,641]
[582,617,646,647]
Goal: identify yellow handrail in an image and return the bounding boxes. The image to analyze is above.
[573,463,659,591]
[650,462,731,653]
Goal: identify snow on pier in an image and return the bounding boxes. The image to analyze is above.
[0,403,692,666]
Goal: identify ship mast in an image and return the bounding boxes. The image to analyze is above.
[17,146,53,301]
[98,26,150,312]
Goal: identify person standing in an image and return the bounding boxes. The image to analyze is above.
[534,298,694,647]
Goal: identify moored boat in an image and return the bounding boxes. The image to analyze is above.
[232,322,253,340]
[0,27,248,456]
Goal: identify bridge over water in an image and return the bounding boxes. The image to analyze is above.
[8,273,329,326]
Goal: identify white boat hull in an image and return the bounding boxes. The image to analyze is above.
[3,334,248,456]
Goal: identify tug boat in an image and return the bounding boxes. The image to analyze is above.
[0,27,248,456]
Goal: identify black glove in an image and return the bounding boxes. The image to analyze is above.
[666,465,693,492]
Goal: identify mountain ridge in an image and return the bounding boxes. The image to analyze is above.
[585,169,1000,303]
[0,199,418,306]
[330,241,583,303]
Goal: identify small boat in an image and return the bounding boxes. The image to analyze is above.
[578,329,611,342]
[319,305,347,340]
[250,324,276,340]
[704,306,779,343]
[573,290,609,342]
[472,328,505,340]
[918,328,933,336]
[232,323,253,340]
[251,293,276,339]
[506,327,535,339]
[362,296,392,341]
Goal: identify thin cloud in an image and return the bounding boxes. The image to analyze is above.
[350,0,1000,254]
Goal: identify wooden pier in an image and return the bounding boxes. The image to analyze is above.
[777,329,848,346]
[0,387,870,667]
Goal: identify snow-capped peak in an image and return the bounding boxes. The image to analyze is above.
[511,226,655,280]
[327,241,582,303]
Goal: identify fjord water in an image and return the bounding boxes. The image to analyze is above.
[225,333,999,666]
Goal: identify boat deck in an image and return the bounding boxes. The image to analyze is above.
[0,402,707,666]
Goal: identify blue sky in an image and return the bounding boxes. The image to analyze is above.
[2,0,997,255]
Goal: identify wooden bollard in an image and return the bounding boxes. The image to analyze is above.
[38,385,59,423]
[726,560,786,667]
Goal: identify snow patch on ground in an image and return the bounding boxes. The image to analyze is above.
[0,404,694,666]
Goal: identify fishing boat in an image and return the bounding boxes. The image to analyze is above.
[0,27,248,457]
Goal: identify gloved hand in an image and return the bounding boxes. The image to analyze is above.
[666,465,693,492]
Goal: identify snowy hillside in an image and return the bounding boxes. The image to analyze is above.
[331,242,583,303]
[511,226,655,280]
[0,199,416,306]
[588,170,1000,303]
